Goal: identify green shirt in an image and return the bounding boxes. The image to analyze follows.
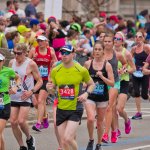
[0,66,16,105]
[51,63,90,110]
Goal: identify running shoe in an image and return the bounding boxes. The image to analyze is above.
[111,131,118,143]
[125,118,131,134]
[131,112,142,120]
[32,123,42,132]
[42,116,49,128]
[26,136,36,150]
[20,146,27,150]
[102,133,109,143]
[95,144,103,150]
[86,139,94,150]
[117,129,121,138]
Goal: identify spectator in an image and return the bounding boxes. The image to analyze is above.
[25,0,40,18]
[13,0,26,18]
[36,12,44,23]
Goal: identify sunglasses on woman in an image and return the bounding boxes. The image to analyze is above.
[135,35,143,39]
[13,51,23,55]
[114,37,123,41]
[60,51,72,56]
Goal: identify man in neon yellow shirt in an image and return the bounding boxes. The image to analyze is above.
[47,44,95,150]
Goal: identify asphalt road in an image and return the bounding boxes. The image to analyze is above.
[4,98,150,150]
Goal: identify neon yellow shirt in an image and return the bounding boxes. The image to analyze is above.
[51,62,90,110]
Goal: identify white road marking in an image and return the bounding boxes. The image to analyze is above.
[123,145,150,150]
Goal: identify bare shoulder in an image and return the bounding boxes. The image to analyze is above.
[9,59,15,67]
[84,60,92,69]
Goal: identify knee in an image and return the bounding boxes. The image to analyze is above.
[117,105,124,114]
[63,137,73,146]
[10,119,18,127]
[87,117,95,124]
[18,119,26,127]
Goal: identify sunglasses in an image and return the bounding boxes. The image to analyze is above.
[135,35,143,38]
[60,51,72,56]
[114,37,123,41]
[13,51,23,55]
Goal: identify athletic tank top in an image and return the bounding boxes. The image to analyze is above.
[118,48,130,81]
[108,52,119,82]
[33,46,51,80]
[88,60,109,102]
[10,58,34,103]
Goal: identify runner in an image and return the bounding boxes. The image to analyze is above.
[114,31,136,136]
[131,31,150,119]
[102,33,126,143]
[0,53,20,150]
[9,43,42,150]
[28,35,57,131]
[46,44,95,150]
[84,42,114,150]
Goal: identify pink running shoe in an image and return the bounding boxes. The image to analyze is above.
[125,118,131,134]
[111,131,118,143]
[32,123,42,132]
[117,129,121,138]
[102,133,109,143]
[42,117,49,128]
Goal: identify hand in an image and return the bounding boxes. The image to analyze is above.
[21,90,32,101]
[46,81,55,93]
[96,71,103,78]
[9,86,18,95]
[118,68,124,75]
[77,92,88,102]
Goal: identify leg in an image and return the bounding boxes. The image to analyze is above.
[37,90,48,124]
[18,107,30,140]
[57,121,69,150]
[10,107,25,147]
[105,88,118,134]
[96,106,107,144]
[84,100,96,140]
[53,105,62,148]
[0,119,7,150]
[63,121,79,150]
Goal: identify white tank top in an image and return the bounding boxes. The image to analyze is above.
[10,58,34,103]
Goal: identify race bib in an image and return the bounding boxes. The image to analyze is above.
[92,83,104,95]
[59,85,75,100]
[39,66,48,77]
[133,70,143,78]
[0,93,4,110]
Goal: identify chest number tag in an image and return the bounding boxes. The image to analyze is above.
[59,85,75,100]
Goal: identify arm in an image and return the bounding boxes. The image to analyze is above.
[144,44,150,54]
[28,49,35,59]
[126,51,136,74]
[30,61,43,92]
[142,62,150,75]
[50,47,58,67]
[83,60,91,70]
[96,62,114,86]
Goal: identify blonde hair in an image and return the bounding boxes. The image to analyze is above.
[15,43,28,53]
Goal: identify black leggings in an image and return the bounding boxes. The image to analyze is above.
[132,75,149,99]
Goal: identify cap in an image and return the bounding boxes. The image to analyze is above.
[99,12,107,18]
[109,15,119,23]
[0,53,5,60]
[85,21,94,29]
[39,23,47,31]
[30,19,39,27]
[37,35,48,41]
[17,25,31,34]
[60,45,73,52]
[48,16,56,24]
[70,23,81,33]
[5,26,17,34]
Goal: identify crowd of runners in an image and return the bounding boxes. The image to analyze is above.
[0,0,150,150]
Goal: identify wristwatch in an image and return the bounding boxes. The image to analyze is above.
[86,91,91,95]
[31,89,36,94]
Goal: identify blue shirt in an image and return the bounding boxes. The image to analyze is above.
[25,4,36,17]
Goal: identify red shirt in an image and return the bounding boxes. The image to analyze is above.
[33,46,51,80]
